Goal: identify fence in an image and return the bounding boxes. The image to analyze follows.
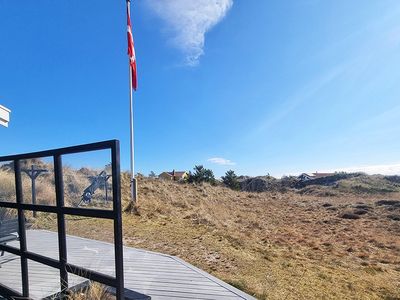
[0,140,124,299]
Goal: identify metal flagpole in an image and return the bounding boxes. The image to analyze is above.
[127,0,137,204]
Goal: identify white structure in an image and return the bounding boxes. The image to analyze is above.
[0,104,11,127]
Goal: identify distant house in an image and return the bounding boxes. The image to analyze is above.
[298,172,335,181]
[298,173,314,181]
[159,170,189,181]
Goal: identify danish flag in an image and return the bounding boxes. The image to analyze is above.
[127,1,137,91]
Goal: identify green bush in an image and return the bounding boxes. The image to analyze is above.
[221,170,240,190]
[187,165,216,185]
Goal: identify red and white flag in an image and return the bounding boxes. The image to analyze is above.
[127,1,137,91]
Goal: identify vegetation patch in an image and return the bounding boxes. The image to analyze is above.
[339,212,361,220]
[1,164,400,299]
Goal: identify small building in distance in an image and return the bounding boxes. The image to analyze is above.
[298,172,335,181]
[298,173,314,181]
[159,170,189,181]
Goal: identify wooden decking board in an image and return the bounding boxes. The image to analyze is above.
[124,266,197,273]
[124,277,215,285]
[124,280,222,288]
[124,277,220,286]
[123,262,197,269]
[142,292,242,300]
[0,230,256,300]
[171,256,255,300]
[124,262,192,269]
[123,286,236,296]
[124,277,223,286]
[132,297,214,300]
[124,270,211,278]
[127,283,235,293]
[124,278,233,291]
[124,280,219,289]
[125,271,208,278]
[134,296,238,300]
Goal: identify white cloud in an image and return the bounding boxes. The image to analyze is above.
[146,0,233,66]
[319,163,400,176]
[283,162,400,178]
[207,157,236,166]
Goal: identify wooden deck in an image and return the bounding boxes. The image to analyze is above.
[0,230,256,300]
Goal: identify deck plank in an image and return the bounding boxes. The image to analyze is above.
[0,230,256,300]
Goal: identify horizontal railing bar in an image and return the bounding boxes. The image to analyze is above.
[0,202,59,213]
[0,202,115,219]
[0,140,116,162]
[17,203,58,213]
[0,246,118,288]
[66,263,117,287]
[24,251,61,269]
[0,244,21,256]
[0,282,25,299]
[0,201,18,209]
[0,245,63,270]
[62,207,115,219]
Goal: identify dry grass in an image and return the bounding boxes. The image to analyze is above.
[0,207,17,219]
[1,167,400,299]
[0,163,106,207]
[68,174,400,299]
[0,169,16,201]
[120,175,400,300]
[66,282,114,300]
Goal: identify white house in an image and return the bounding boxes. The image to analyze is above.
[0,105,11,127]
[298,173,314,181]
[298,172,335,182]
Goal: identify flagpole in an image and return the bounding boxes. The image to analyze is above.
[127,0,137,205]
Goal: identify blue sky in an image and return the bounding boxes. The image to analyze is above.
[1,0,400,177]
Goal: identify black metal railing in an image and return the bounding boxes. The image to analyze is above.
[0,140,124,299]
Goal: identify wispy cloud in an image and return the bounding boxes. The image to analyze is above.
[146,0,233,66]
[249,64,347,139]
[285,162,400,177]
[207,157,236,166]
[248,4,400,142]
[324,163,400,176]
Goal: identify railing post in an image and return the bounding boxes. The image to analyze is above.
[54,154,68,294]
[14,159,29,298]
[112,140,124,300]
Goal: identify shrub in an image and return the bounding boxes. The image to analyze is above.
[187,165,216,185]
[280,175,300,189]
[67,281,113,300]
[221,170,240,190]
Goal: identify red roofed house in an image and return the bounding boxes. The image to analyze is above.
[159,170,189,181]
